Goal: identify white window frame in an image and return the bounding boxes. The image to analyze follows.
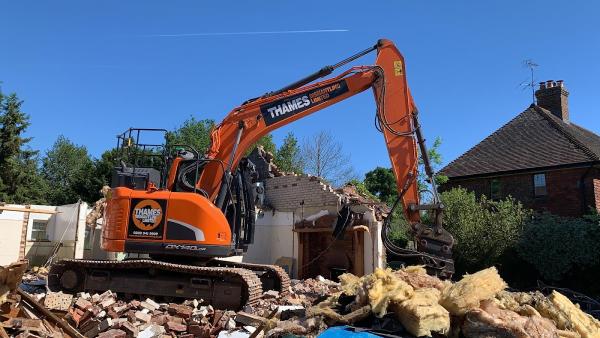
[533,173,547,197]
[30,219,49,241]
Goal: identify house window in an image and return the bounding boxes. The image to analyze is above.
[490,179,501,199]
[533,173,547,197]
[31,220,49,241]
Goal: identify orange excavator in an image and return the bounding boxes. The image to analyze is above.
[49,39,454,309]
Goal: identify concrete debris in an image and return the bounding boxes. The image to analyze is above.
[44,291,74,311]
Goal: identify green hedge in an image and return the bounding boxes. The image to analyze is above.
[440,188,530,274]
[518,212,600,281]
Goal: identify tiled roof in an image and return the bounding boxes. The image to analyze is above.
[440,105,600,178]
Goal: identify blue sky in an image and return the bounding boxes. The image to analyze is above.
[1,1,599,178]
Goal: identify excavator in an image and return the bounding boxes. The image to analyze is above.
[48,39,455,310]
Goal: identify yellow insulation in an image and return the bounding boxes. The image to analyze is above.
[391,288,450,337]
[549,291,600,338]
[440,267,507,316]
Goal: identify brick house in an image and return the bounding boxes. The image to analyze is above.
[440,80,600,217]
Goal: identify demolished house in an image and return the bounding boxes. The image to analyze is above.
[244,147,389,280]
[0,202,88,267]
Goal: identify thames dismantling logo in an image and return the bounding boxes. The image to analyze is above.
[132,200,163,231]
[266,96,311,119]
[260,80,349,126]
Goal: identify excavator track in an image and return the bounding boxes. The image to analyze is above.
[209,260,290,295]
[48,259,262,310]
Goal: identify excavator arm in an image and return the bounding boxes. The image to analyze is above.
[200,40,419,217]
[194,39,454,277]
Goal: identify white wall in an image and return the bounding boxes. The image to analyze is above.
[242,205,385,279]
[243,210,297,275]
[362,210,385,274]
[0,208,25,266]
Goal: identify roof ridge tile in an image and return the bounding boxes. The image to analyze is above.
[532,106,600,161]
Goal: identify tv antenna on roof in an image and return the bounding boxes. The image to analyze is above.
[520,59,539,105]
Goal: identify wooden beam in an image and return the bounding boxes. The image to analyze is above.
[16,288,84,338]
[18,206,30,261]
[353,230,364,276]
[0,206,57,214]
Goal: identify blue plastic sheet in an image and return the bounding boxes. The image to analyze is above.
[318,326,382,338]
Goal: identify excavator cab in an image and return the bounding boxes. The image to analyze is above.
[111,128,168,191]
[103,128,258,259]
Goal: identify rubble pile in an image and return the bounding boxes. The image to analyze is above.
[56,275,340,338]
[1,267,339,338]
[309,266,600,337]
[3,260,600,337]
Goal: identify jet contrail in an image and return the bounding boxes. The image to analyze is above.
[141,29,349,38]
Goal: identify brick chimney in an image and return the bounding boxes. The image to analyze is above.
[535,80,569,122]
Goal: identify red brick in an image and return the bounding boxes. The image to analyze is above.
[120,321,138,337]
[97,329,126,338]
[134,311,152,323]
[188,324,211,338]
[150,314,168,325]
[167,303,193,319]
[166,321,187,332]
[75,298,93,310]
[443,167,600,217]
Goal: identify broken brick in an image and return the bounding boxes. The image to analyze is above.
[166,321,187,332]
[262,290,279,299]
[101,297,116,309]
[98,329,126,338]
[75,298,93,310]
[234,312,265,327]
[167,303,193,319]
[135,310,152,323]
[150,314,168,325]
[120,321,138,337]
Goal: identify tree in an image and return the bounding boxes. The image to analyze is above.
[274,132,303,173]
[42,136,102,205]
[94,148,119,186]
[246,134,276,156]
[364,167,397,204]
[418,137,448,194]
[167,117,215,154]
[299,130,355,186]
[0,91,47,204]
[363,137,447,203]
